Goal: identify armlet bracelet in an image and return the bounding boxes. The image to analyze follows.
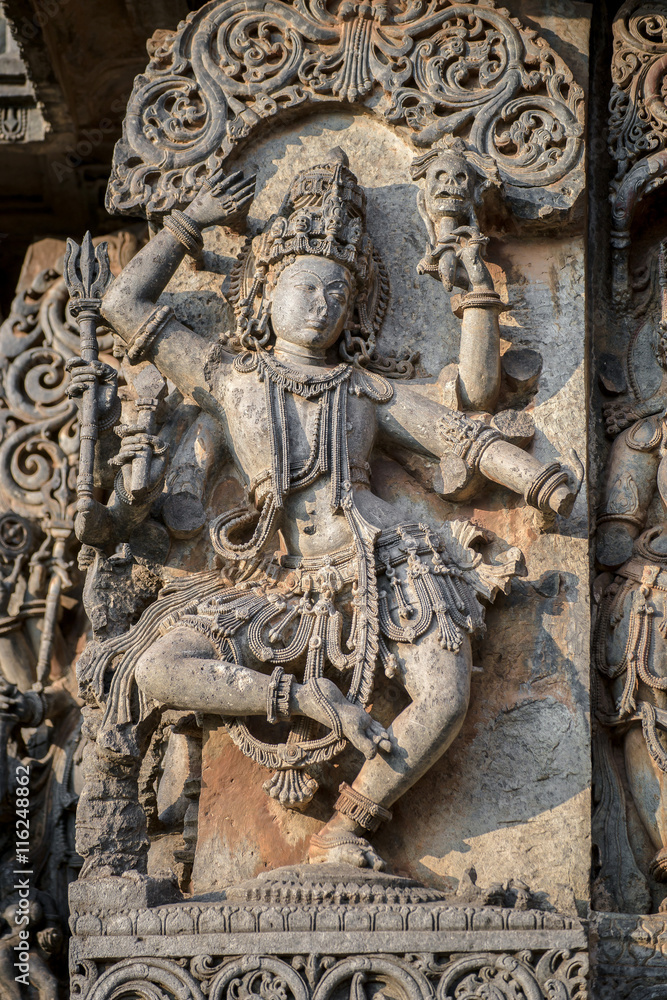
[127,305,175,364]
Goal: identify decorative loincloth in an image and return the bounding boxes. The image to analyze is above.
[595,526,667,772]
[156,519,520,805]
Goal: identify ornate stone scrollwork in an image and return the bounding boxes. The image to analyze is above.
[0,232,146,997]
[312,956,432,1000]
[609,1,667,180]
[609,0,667,302]
[208,956,310,1000]
[107,0,584,221]
[84,956,206,1000]
[435,950,587,1000]
[74,949,589,1000]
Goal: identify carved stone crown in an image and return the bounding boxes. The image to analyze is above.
[253,148,371,283]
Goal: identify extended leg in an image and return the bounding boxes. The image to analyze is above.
[310,628,471,868]
[624,725,667,899]
[135,626,391,760]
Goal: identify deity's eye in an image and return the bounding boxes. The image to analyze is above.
[455,172,468,185]
[295,282,318,292]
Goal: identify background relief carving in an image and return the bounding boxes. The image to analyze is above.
[7,1,666,998]
[106,0,584,220]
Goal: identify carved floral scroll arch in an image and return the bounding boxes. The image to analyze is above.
[107,0,585,225]
[609,0,667,303]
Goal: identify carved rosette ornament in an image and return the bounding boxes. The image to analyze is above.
[106,0,584,222]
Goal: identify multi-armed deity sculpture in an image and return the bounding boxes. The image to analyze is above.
[0,2,594,995]
[61,140,578,879]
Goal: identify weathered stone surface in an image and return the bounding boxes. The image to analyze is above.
[0,4,611,999]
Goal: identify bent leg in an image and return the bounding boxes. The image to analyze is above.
[135,627,274,715]
[353,629,471,807]
[311,628,471,867]
[624,725,667,881]
[135,626,390,758]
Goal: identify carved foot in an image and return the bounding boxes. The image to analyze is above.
[308,832,385,870]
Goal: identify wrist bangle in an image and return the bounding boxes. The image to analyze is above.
[163,210,204,258]
[267,666,293,724]
[127,305,174,364]
[114,469,165,508]
[459,290,504,311]
[525,463,569,511]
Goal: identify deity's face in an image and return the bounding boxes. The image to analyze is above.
[270,256,354,354]
[423,151,474,221]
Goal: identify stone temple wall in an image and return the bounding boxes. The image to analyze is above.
[0,2,665,999]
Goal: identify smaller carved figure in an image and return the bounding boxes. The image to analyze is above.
[596,240,667,903]
[0,896,62,1000]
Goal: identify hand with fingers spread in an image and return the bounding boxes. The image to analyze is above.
[185,169,256,229]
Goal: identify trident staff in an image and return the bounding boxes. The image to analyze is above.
[64,233,111,516]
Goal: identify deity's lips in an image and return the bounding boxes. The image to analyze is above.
[304,319,328,331]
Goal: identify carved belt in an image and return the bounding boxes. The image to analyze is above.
[617,557,667,591]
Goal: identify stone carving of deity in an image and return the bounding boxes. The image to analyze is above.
[66,146,577,877]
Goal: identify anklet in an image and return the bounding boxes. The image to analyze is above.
[310,832,374,850]
[334,781,392,833]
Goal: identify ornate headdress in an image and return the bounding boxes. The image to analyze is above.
[228,148,413,374]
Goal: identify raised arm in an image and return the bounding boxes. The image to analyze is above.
[455,237,503,413]
[101,169,255,407]
[380,383,575,515]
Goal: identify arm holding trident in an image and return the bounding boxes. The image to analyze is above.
[64,232,112,539]
[65,233,167,549]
